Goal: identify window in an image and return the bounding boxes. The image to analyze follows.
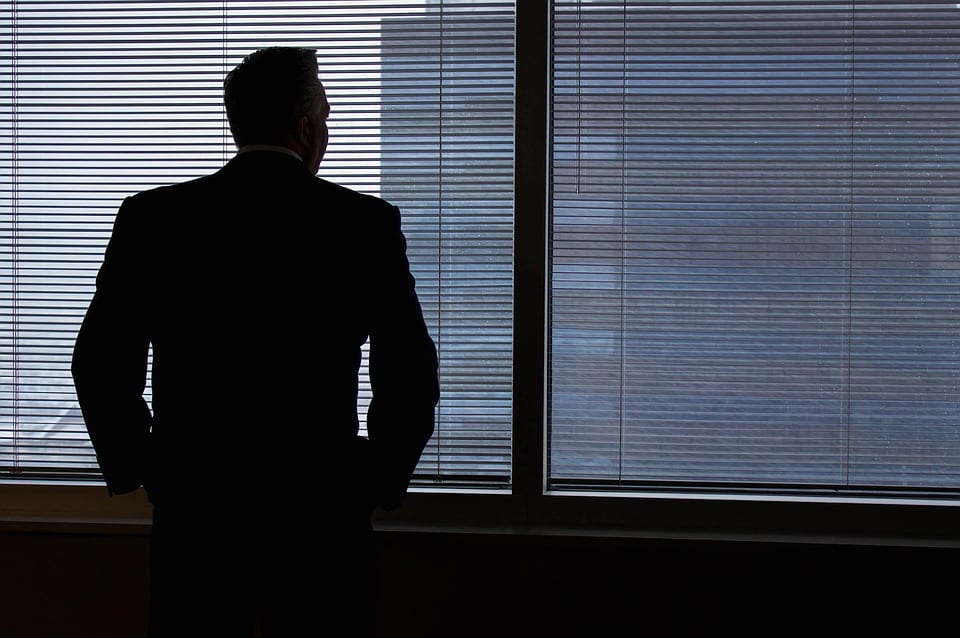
[550,0,960,497]
[0,0,515,487]
[2,1,959,540]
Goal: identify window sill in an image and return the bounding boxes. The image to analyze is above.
[3,481,960,549]
[0,482,152,534]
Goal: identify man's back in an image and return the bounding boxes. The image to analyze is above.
[75,148,438,507]
[135,152,388,501]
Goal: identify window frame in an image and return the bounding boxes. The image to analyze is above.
[3,0,960,547]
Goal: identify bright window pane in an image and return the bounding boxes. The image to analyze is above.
[0,0,515,486]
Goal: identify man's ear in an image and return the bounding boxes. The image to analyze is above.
[297,114,311,146]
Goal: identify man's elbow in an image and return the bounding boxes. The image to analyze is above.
[70,342,92,395]
[427,373,440,408]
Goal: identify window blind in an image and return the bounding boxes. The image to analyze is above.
[0,0,515,486]
[550,0,960,494]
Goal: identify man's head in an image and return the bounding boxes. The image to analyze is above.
[223,47,330,173]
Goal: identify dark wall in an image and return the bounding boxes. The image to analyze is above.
[0,531,149,638]
[1,529,954,637]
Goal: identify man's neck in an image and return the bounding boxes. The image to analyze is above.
[236,144,303,162]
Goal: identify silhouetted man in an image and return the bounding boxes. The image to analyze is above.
[72,47,439,637]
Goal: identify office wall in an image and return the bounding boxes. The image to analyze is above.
[0,529,954,637]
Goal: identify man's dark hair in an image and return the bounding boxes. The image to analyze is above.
[223,47,326,147]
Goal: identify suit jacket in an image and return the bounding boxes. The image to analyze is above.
[72,150,439,514]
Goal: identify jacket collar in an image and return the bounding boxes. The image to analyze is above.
[235,144,303,162]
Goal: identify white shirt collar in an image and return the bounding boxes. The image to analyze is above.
[236,144,303,162]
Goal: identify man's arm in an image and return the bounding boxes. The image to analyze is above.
[366,203,440,512]
[72,198,153,496]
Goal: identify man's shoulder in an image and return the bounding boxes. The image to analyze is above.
[312,176,398,215]
[120,170,401,228]
[123,173,216,207]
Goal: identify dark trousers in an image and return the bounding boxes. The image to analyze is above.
[147,500,378,637]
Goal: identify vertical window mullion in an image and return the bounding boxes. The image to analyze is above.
[514,0,549,502]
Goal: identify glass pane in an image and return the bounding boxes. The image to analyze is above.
[549,0,960,494]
